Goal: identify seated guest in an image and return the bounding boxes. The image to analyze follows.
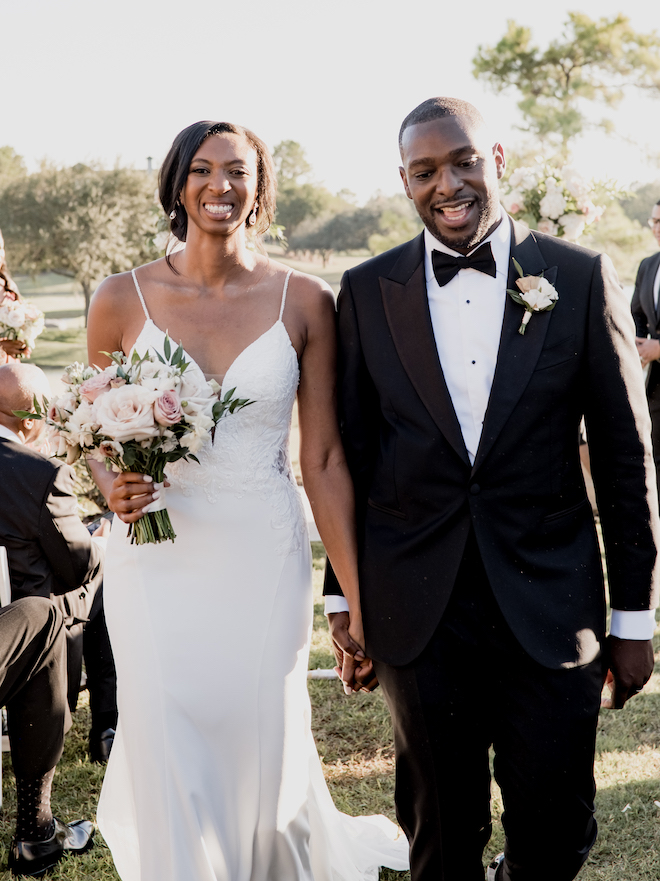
[0,362,117,762]
[0,595,94,875]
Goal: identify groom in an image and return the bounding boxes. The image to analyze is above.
[325,97,659,881]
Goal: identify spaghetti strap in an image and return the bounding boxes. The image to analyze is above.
[279,269,293,322]
[131,269,151,321]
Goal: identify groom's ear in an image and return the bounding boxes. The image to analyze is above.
[399,166,412,200]
[493,143,505,180]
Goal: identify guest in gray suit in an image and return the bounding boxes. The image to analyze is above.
[632,198,660,495]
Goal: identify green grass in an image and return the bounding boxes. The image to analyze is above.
[0,555,657,880]
[31,328,88,371]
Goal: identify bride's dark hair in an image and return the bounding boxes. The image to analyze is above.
[159,121,277,247]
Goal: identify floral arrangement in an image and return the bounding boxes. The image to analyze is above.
[0,297,45,356]
[500,164,604,242]
[18,339,252,545]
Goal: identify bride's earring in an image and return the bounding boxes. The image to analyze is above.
[169,208,177,220]
[247,203,258,226]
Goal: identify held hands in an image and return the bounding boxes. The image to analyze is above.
[108,473,170,524]
[601,636,655,709]
[327,611,378,695]
[635,336,660,368]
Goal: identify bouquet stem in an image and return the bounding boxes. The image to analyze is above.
[129,508,177,545]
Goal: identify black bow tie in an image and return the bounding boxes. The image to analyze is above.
[431,241,497,287]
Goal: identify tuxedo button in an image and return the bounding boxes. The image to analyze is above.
[469,483,481,495]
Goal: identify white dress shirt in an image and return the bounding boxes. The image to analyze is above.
[424,212,510,464]
[653,262,660,310]
[327,216,656,638]
[0,424,21,443]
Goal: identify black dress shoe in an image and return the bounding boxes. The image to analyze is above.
[8,818,94,876]
[89,727,115,764]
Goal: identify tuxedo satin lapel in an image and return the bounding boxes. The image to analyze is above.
[473,222,555,473]
[380,245,470,466]
[649,252,660,326]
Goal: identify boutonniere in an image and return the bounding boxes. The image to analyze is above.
[507,258,559,335]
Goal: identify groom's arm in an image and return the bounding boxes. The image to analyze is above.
[583,252,659,706]
[324,269,381,601]
[323,269,382,691]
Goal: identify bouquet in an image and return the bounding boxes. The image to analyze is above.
[500,164,604,242]
[18,338,252,545]
[0,297,45,355]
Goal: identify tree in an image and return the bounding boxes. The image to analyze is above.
[366,194,423,255]
[272,140,338,238]
[273,140,312,186]
[0,163,160,319]
[290,195,422,264]
[473,13,660,152]
[0,146,27,191]
[620,180,660,227]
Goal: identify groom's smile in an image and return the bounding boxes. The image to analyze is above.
[399,115,505,253]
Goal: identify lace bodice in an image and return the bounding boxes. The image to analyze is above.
[129,269,306,555]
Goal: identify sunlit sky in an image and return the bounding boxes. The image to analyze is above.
[2,0,658,203]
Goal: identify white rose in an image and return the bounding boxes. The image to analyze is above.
[539,192,567,220]
[501,189,525,214]
[516,276,558,311]
[1,304,26,329]
[179,372,216,419]
[559,213,586,242]
[560,166,588,200]
[94,384,160,443]
[509,167,537,189]
[537,218,559,236]
[64,400,99,448]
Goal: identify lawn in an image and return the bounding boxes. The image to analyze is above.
[0,542,655,880]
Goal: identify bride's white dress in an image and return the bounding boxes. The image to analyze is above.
[97,270,409,881]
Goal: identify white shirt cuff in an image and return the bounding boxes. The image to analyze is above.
[324,595,350,616]
[610,609,657,640]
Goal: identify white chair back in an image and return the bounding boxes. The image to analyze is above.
[0,547,11,608]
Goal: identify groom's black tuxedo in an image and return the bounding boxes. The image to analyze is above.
[327,218,658,666]
[325,217,659,880]
[631,250,660,493]
[0,436,108,710]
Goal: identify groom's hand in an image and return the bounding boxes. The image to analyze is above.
[327,612,378,694]
[601,636,655,709]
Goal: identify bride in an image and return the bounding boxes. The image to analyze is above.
[86,121,409,881]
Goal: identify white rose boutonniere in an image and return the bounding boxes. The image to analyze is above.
[507,258,559,335]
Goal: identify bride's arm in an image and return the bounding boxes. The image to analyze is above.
[295,279,368,691]
[85,277,161,521]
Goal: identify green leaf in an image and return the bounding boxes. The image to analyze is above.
[163,335,171,361]
[512,257,524,277]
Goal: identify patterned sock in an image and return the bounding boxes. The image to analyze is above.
[15,767,56,841]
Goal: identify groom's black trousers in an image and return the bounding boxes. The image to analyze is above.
[373,533,604,881]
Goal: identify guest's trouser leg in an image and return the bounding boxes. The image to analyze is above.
[83,587,117,733]
[0,597,70,778]
[374,537,603,881]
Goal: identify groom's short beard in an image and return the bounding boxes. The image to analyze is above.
[424,197,500,252]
